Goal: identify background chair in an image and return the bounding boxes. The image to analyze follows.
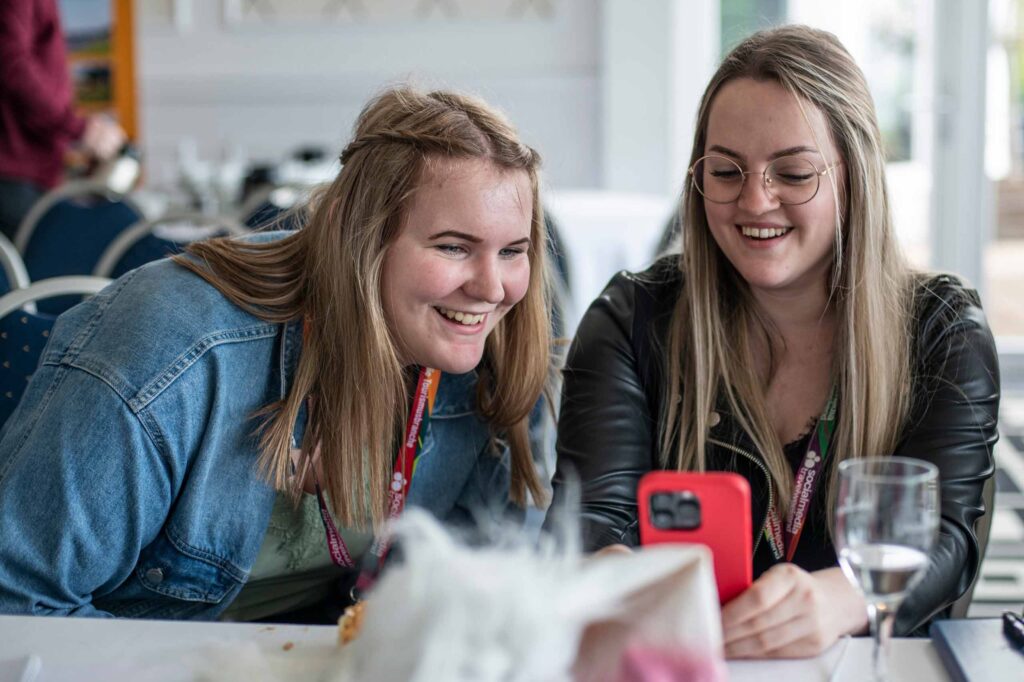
[0,276,112,428]
[0,233,30,296]
[14,180,144,313]
[237,184,308,231]
[92,213,249,279]
[544,212,572,340]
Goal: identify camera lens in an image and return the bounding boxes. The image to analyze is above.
[674,496,701,529]
[650,492,676,513]
[653,510,675,529]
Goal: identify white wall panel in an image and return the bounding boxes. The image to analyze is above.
[135,0,600,190]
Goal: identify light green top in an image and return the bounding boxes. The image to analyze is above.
[220,492,373,622]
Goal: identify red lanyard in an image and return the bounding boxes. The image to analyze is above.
[764,385,838,562]
[310,366,441,583]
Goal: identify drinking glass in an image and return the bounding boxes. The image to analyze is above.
[834,457,939,681]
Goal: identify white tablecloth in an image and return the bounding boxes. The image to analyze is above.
[0,615,950,682]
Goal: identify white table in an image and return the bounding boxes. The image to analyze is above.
[0,615,949,681]
[730,636,948,681]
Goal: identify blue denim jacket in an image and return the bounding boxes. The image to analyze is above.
[0,255,527,618]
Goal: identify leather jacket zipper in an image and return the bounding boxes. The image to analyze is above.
[707,437,773,556]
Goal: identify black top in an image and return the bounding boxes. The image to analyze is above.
[781,427,837,573]
[547,256,1000,636]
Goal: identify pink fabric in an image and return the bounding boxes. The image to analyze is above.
[615,645,728,682]
[0,0,86,188]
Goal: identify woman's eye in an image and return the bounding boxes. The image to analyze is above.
[776,173,814,185]
[436,244,468,256]
[709,169,742,182]
[499,247,526,259]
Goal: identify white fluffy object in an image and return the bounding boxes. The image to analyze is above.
[330,509,722,682]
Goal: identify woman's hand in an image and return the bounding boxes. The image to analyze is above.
[582,543,634,566]
[593,543,633,557]
[721,564,868,659]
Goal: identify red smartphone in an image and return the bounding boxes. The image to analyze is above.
[637,471,753,604]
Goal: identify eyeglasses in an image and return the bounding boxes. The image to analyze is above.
[689,154,841,206]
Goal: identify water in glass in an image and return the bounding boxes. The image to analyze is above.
[835,457,939,682]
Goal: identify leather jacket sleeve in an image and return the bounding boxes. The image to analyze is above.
[895,278,1000,635]
[544,271,655,549]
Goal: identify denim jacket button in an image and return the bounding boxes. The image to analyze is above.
[708,411,721,428]
[145,567,165,584]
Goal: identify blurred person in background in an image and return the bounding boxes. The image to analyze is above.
[0,0,126,239]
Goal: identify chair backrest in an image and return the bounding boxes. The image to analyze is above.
[92,213,249,278]
[14,179,144,280]
[0,232,29,296]
[948,475,996,618]
[237,184,307,231]
[0,276,112,428]
[543,213,572,340]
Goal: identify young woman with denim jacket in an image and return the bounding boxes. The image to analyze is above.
[0,87,553,620]
[548,26,999,658]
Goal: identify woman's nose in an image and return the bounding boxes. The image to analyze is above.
[736,171,780,214]
[465,257,505,304]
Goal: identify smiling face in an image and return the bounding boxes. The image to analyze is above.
[702,77,843,298]
[381,157,533,374]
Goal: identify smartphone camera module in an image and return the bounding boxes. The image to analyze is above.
[650,490,702,530]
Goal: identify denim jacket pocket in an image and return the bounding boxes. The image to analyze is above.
[127,529,245,615]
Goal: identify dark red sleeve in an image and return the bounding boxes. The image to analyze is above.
[0,0,86,141]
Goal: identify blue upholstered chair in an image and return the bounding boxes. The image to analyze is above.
[0,233,29,296]
[14,180,143,312]
[0,276,111,428]
[543,212,572,339]
[92,213,249,279]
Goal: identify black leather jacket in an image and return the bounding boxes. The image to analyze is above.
[548,257,1000,636]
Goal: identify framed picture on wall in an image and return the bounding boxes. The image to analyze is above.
[59,0,137,140]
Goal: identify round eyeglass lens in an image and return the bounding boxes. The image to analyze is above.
[693,155,744,203]
[766,156,821,205]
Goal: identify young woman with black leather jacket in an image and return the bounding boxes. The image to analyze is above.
[547,26,999,658]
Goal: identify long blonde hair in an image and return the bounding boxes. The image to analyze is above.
[175,87,551,528]
[662,26,917,520]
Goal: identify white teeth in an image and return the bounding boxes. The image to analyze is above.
[741,226,790,239]
[436,307,485,326]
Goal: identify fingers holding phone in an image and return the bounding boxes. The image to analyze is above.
[636,471,866,659]
[721,564,867,659]
[593,543,633,558]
